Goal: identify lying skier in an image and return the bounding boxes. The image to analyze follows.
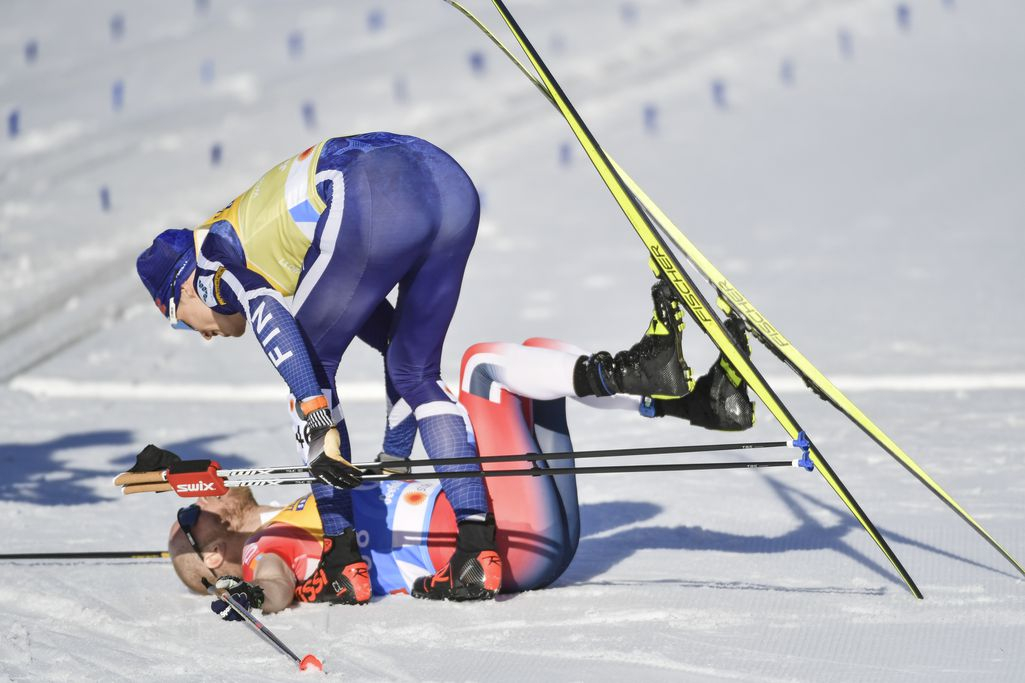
[168,301,754,614]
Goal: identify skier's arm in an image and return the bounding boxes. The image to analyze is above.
[250,552,297,614]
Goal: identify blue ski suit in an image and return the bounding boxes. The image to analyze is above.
[189,132,486,533]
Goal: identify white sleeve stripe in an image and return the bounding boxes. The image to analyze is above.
[293,169,345,314]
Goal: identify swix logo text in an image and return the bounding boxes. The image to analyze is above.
[175,481,216,493]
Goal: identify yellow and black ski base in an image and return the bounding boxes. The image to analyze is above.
[445,0,1025,595]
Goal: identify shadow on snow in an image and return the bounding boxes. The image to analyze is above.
[558,474,1013,594]
[0,431,255,505]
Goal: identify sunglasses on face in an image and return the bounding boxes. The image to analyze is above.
[177,504,218,579]
[168,262,195,332]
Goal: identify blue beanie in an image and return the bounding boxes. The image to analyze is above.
[137,229,196,318]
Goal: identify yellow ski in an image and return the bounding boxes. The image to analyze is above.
[478,0,924,597]
[443,0,1025,583]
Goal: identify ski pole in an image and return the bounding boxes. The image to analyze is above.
[204,578,323,673]
[114,440,793,487]
[0,550,169,561]
[122,458,801,494]
[249,439,792,474]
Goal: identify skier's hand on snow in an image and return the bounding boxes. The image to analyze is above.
[210,576,265,620]
[302,401,362,489]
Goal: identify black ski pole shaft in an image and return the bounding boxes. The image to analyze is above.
[0,551,169,561]
[224,459,798,487]
[370,459,797,480]
[362,440,792,469]
[214,440,792,479]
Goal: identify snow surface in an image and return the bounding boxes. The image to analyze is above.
[2,0,1025,680]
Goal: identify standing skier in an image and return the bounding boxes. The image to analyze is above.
[137,133,501,602]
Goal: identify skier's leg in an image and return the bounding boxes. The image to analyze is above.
[291,148,429,538]
[461,339,640,411]
[455,342,578,591]
[374,142,505,601]
[382,142,488,524]
[521,338,580,559]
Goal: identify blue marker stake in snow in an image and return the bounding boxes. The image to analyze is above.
[620,3,638,25]
[301,101,317,130]
[112,80,125,112]
[110,14,125,42]
[711,79,728,110]
[99,187,111,212]
[559,142,572,167]
[780,59,795,86]
[367,9,385,32]
[468,51,486,75]
[393,76,408,103]
[200,59,215,84]
[896,4,912,32]
[8,109,20,139]
[643,104,658,134]
[25,40,38,64]
[287,31,304,59]
[210,143,222,166]
[838,28,854,59]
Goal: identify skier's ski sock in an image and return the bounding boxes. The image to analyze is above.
[416,404,488,521]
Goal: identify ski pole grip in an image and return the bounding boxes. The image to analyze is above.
[166,460,228,497]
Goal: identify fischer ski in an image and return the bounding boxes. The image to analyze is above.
[443,0,1024,584]
[453,0,933,598]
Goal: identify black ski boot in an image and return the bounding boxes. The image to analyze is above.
[411,515,503,601]
[651,316,755,431]
[574,280,691,399]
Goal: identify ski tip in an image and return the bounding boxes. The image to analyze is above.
[299,654,324,673]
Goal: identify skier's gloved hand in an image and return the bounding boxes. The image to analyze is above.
[210,576,265,621]
[300,397,363,489]
[310,448,363,489]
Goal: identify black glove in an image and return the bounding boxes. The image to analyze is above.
[128,444,182,472]
[210,576,265,621]
[305,407,363,489]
